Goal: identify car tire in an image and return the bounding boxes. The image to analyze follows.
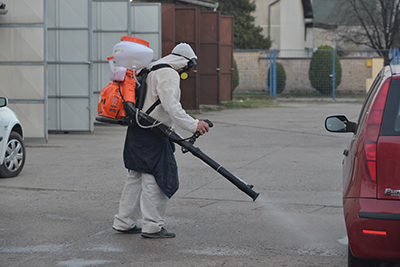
[0,131,25,178]
[348,245,380,267]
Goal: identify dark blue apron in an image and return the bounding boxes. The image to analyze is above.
[123,125,178,198]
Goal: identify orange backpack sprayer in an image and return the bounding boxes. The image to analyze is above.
[97,67,136,120]
[97,36,154,124]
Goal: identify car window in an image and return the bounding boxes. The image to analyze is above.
[381,79,400,135]
[355,74,382,135]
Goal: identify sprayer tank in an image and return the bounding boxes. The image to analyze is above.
[112,36,154,70]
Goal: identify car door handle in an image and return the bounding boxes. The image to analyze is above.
[343,149,349,156]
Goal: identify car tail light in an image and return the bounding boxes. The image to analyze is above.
[363,79,391,182]
[362,229,387,236]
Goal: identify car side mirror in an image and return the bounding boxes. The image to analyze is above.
[325,115,356,133]
[0,97,8,108]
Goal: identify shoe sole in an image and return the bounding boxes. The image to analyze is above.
[113,227,142,234]
[141,233,175,239]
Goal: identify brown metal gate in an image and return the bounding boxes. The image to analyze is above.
[199,12,219,105]
[174,7,200,110]
[161,5,233,109]
[199,13,233,105]
[219,16,234,102]
[161,4,175,57]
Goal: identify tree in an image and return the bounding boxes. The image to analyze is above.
[309,45,342,95]
[267,62,286,94]
[334,0,400,64]
[218,0,271,49]
[232,58,239,91]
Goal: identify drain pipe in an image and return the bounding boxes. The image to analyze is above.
[268,0,280,38]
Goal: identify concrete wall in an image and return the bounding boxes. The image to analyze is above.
[234,50,382,94]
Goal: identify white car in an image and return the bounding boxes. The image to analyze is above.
[0,97,25,178]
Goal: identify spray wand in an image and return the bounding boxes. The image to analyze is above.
[127,107,260,201]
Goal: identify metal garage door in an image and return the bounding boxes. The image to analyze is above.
[48,0,161,133]
[47,0,92,132]
[0,0,46,140]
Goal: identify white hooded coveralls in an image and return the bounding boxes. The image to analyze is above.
[113,51,198,234]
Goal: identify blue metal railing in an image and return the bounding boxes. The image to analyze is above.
[264,49,399,101]
[393,49,400,65]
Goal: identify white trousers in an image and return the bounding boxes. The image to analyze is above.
[113,170,169,234]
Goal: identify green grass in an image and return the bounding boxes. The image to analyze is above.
[199,91,367,113]
[201,94,279,112]
[226,94,279,108]
[279,91,367,99]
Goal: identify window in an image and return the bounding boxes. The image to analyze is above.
[355,74,382,135]
[381,79,400,135]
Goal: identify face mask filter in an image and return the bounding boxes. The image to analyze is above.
[178,58,197,80]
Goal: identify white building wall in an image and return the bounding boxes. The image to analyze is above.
[253,0,306,50]
[304,26,313,49]
[254,0,281,49]
[270,1,281,49]
[253,0,270,37]
[279,0,305,50]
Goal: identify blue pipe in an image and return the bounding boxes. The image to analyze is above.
[332,50,336,101]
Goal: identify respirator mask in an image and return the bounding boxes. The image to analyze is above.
[179,58,196,80]
[173,53,197,80]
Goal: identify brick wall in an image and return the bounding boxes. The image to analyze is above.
[234,51,268,92]
[234,50,380,94]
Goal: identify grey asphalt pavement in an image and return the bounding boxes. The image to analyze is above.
[0,101,362,267]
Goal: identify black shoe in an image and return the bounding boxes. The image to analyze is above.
[113,225,142,234]
[141,228,175,239]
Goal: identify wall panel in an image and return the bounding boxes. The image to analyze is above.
[0,0,46,140]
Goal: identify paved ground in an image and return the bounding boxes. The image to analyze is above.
[0,101,363,266]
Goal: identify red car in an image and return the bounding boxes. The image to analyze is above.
[325,64,400,266]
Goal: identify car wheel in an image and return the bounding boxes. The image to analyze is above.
[0,131,25,178]
[348,245,380,267]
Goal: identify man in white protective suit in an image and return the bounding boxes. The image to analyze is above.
[112,43,210,238]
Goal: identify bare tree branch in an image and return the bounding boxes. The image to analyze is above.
[331,0,400,64]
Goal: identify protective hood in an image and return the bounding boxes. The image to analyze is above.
[172,43,197,60]
[147,54,189,71]
[147,43,197,71]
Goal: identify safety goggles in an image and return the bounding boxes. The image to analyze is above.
[172,53,197,69]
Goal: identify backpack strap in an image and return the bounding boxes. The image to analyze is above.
[144,64,174,115]
[150,63,173,71]
[145,98,161,115]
